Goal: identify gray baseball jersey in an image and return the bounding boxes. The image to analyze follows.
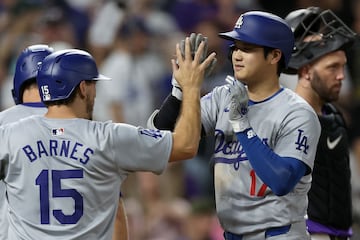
[201,84,320,237]
[0,103,47,240]
[0,115,172,240]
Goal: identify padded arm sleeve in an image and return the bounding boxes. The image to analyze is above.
[236,129,307,196]
[153,94,182,131]
[152,94,207,137]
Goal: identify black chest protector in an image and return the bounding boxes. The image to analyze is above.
[307,103,352,229]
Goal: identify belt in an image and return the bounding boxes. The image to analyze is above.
[224,225,291,240]
[330,236,349,240]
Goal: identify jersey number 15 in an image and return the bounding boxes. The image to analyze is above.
[35,169,84,224]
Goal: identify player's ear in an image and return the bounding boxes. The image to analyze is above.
[269,49,282,64]
[299,65,311,80]
[78,80,87,98]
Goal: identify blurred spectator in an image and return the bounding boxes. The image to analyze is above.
[34,6,77,49]
[168,0,217,34]
[127,0,183,106]
[87,0,128,65]
[93,15,167,126]
[182,136,215,200]
[215,0,260,31]
[46,0,92,49]
[127,0,179,36]
[0,0,44,87]
[124,172,190,240]
[0,4,78,110]
[182,197,223,240]
[258,0,352,20]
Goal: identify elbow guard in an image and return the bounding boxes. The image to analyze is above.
[153,94,181,131]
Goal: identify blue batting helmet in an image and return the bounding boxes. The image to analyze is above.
[12,44,54,104]
[219,11,295,67]
[37,49,110,102]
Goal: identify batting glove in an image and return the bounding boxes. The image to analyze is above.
[172,33,217,100]
[180,33,217,78]
[226,75,251,133]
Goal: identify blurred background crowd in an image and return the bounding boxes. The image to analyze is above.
[1,0,360,239]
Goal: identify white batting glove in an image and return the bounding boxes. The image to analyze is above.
[226,75,251,133]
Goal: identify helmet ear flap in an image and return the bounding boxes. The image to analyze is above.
[228,44,235,61]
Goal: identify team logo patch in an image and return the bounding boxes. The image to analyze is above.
[234,15,244,29]
[52,128,64,136]
[139,128,162,139]
[295,129,309,154]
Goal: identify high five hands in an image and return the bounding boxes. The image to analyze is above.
[171,35,217,93]
[172,33,217,100]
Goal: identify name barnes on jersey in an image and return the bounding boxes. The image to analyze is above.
[22,137,94,165]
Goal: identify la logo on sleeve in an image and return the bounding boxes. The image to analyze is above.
[295,129,309,154]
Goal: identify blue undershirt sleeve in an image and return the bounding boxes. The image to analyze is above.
[236,128,307,196]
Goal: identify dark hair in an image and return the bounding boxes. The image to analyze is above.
[118,16,150,38]
[19,78,37,101]
[263,46,285,76]
[44,84,80,106]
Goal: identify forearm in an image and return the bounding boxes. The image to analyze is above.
[112,198,129,240]
[170,87,201,162]
[236,129,307,196]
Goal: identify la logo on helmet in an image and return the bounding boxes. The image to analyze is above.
[234,15,244,29]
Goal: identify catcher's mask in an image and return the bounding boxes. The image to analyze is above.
[284,6,358,74]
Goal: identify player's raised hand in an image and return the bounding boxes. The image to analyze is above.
[226,75,251,132]
[172,37,216,91]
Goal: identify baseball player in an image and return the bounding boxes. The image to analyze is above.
[0,45,131,240]
[284,7,357,240]
[148,11,321,239]
[0,44,53,240]
[0,40,215,239]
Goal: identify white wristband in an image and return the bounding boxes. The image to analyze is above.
[172,87,183,100]
[229,119,251,133]
[171,76,182,100]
